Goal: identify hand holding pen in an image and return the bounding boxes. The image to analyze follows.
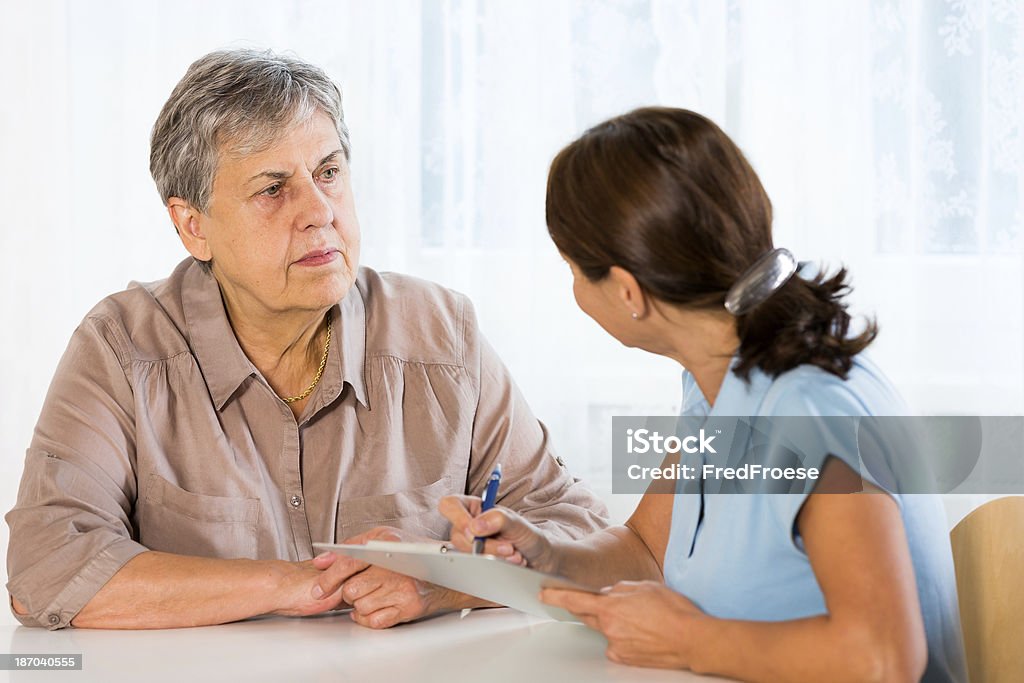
[473,463,503,554]
[438,470,559,574]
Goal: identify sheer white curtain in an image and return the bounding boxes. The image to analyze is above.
[2,1,1021,615]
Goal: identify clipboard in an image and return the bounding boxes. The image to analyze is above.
[312,540,600,622]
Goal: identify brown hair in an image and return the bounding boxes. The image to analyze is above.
[545,106,876,381]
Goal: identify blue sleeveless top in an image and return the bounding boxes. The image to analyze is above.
[663,355,966,683]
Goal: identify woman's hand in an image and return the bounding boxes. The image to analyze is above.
[310,526,468,629]
[270,557,359,618]
[438,495,558,573]
[541,581,704,670]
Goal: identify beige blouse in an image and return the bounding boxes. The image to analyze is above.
[6,258,608,629]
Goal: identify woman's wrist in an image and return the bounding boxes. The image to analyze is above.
[264,559,304,615]
[539,537,567,577]
[430,587,494,612]
[676,606,713,674]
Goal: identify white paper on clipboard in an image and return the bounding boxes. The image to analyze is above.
[312,540,600,623]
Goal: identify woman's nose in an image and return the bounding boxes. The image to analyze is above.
[295,177,334,230]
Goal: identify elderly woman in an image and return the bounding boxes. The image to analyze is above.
[442,108,966,682]
[5,49,607,630]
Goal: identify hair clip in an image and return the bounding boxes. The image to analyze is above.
[724,248,797,316]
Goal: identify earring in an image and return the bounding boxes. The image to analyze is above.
[631,312,638,320]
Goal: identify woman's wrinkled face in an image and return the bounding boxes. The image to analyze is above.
[188,113,361,316]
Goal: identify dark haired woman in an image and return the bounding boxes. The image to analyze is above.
[440,108,966,682]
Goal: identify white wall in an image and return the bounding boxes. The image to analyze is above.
[2,0,1021,627]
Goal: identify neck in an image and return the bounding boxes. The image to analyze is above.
[216,283,330,399]
[646,306,739,406]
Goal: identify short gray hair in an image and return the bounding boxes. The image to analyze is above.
[150,48,351,213]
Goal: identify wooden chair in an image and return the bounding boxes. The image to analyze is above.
[950,496,1024,683]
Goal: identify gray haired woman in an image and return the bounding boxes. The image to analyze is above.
[6,49,607,630]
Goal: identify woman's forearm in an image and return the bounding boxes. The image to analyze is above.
[687,613,925,683]
[551,524,663,587]
[70,551,297,629]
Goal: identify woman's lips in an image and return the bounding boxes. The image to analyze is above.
[295,248,340,267]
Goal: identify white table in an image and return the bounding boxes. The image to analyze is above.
[0,608,735,682]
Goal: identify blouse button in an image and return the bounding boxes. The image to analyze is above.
[290,495,302,508]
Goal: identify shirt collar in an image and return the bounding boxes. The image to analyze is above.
[307,277,370,414]
[680,356,775,418]
[182,262,258,410]
[181,261,369,412]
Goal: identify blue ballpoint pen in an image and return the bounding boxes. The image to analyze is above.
[472,463,502,554]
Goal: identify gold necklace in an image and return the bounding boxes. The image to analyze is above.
[281,310,332,404]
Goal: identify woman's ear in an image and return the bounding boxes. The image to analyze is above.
[167,199,212,263]
[608,265,648,320]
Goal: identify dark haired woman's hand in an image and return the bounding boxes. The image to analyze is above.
[438,495,559,574]
[541,581,703,670]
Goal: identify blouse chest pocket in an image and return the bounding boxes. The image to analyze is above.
[335,476,452,541]
[140,473,261,559]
